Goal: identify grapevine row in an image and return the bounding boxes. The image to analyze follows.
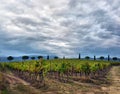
[0,59,111,87]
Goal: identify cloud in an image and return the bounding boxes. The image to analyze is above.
[0,0,120,57]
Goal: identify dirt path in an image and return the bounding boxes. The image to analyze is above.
[1,72,29,86]
[101,66,120,94]
[0,72,41,94]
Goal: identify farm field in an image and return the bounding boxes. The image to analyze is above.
[0,0,120,94]
[0,59,120,94]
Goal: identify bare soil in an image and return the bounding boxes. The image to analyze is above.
[101,66,120,94]
[0,66,120,94]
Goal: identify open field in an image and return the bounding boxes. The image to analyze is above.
[0,59,120,94]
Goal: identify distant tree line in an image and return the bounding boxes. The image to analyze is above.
[5,55,49,61]
[78,53,118,61]
[0,54,119,62]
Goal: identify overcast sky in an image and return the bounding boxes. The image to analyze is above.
[0,0,120,57]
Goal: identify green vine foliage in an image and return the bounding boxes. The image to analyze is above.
[0,59,111,78]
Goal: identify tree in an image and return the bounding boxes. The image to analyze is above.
[78,53,81,59]
[112,57,118,61]
[63,56,65,59]
[7,56,14,61]
[94,55,96,60]
[31,57,35,60]
[99,56,104,60]
[47,55,49,60]
[54,56,59,59]
[108,55,110,61]
[22,56,29,61]
[85,56,90,60]
[37,56,43,59]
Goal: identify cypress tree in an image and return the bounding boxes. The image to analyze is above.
[79,53,81,59]
[108,55,110,61]
[94,55,96,60]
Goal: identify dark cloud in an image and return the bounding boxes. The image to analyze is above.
[0,0,120,57]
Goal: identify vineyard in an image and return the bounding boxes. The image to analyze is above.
[0,59,115,88]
